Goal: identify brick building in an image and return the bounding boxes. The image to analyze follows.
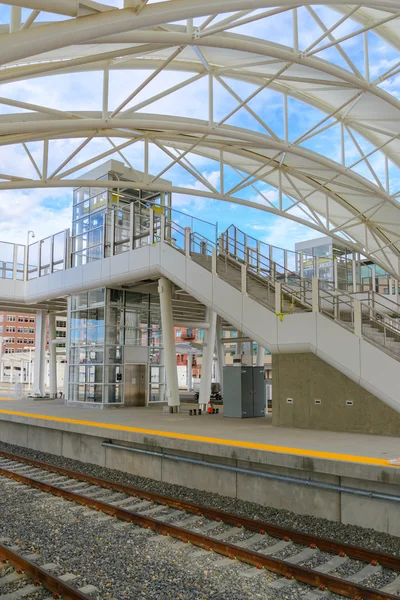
[0,312,67,355]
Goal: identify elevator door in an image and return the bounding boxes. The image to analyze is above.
[124,363,147,407]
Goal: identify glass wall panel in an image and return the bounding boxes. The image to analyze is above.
[69,287,163,405]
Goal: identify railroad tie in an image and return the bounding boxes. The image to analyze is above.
[0,572,27,589]
[346,563,382,584]
[286,547,319,565]
[258,540,292,555]
[0,583,38,600]
[381,575,400,595]
[314,555,348,574]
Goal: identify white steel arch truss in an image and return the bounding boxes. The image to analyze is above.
[0,1,400,275]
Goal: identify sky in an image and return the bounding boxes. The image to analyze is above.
[0,2,398,252]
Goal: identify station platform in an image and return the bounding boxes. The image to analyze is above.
[0,398,399,536]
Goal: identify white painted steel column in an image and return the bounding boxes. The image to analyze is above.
[49,314,57,398]
[256,345,265,367]
[158,277,179,408]
[33,310,46,396]
[199,309,217,409]
[187,353,193,392]
[215,316,224,393]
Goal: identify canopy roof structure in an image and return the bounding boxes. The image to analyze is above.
[0,1,400,275]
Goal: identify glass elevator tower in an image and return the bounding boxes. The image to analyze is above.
[67,160,171,407]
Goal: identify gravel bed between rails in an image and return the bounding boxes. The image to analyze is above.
[1,441,399,558]
[0,480,280,600]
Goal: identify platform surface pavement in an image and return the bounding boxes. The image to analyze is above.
[0,396,399,469]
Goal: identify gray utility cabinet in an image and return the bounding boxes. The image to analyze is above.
[223,366,266,418]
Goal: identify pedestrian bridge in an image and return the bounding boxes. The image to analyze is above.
[0,202,399,415]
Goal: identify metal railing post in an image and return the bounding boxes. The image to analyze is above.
[354,299,362,337]
[352,257,357,293]
[50,235,55,274]
[275,282,282,314]
[149,208,154,245]
[12,244,18,281]
[241,263,247,295]
[212,247,217,275]
[64,229,71,269]
[129,202,135,250]
[37,239,41,278]
[284,250,288,283]
[161,215,166,242]
[24,244,28,281]
[185,227,191,258]
[257,240,261,275]
[110,209,115,256]
[312,277,319,313]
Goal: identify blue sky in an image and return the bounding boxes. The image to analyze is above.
[0,2,398,251]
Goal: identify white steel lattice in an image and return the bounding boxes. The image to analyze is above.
[0,1,399,275]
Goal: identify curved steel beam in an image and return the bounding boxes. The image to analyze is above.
[1,1,399,66]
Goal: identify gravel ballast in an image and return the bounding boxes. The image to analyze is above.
[0,440,399,599]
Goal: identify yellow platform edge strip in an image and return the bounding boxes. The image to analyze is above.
[0,408,394,468]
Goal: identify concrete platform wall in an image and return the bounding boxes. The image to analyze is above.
[1,418,399,536]
[272,353,400,436]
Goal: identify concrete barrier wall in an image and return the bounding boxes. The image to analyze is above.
[272,353,400,436]
[1,419,400,536]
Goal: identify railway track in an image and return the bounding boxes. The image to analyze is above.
[0,539,95,600]
[0,449,399,600]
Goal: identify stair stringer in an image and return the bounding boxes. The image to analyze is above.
[159,243,400,414]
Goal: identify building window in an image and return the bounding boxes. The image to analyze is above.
[24,317,29,322]
[6,326,15,333]
[17,338,23,344]
[28,339,34,345]
[5,337,15,344]
[0,327,2,333]
[18,316,24,322]
[176,329,182,338]
[23,338,28,344]
[0,315,3,322]
[29,328,34,334]
[29,317,35,323]
[24,328,28,334]
[6,316,16,322]
[17,327,23,333]
[5,348,15,354]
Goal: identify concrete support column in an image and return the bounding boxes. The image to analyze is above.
[215,316,224,393]
[199,309,217,409]
[256,344,265,367]
[49,314,57,398]
[33,310,47,397]
[187,353,193,391]
[10,362,14,384]
[158,277,180,408]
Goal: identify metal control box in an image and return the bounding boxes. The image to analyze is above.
[223,366,266,418]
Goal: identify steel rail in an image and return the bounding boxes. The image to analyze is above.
[1,449,399,571]
[0,544,92,600]
[0,457,398,599]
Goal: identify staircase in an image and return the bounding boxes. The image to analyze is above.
[187,225,400,363]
